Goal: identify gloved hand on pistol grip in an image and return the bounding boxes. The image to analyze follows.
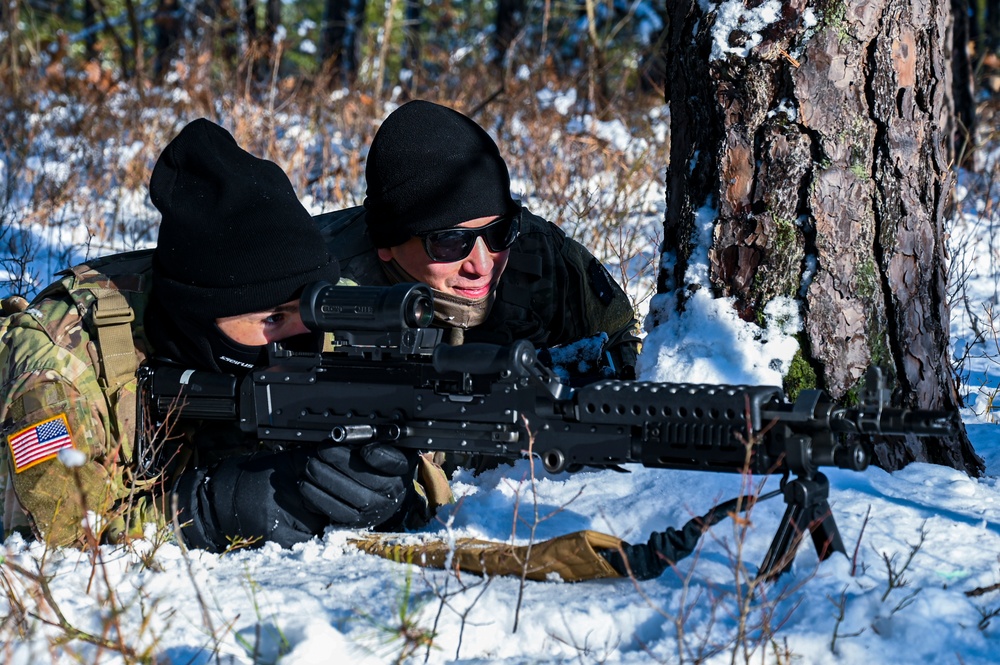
[300,442,416,528]
[173,448,329,552]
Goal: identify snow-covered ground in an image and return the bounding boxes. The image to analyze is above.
[2,95,999,664]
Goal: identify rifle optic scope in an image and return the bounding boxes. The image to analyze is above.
[299,281,435,332]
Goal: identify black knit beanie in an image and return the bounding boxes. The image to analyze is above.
[363,100,517,248]
[149,118,340,320]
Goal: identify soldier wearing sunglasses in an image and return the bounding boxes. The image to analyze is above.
[317,100,640,381]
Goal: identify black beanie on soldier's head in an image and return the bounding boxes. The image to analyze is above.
[363,100,518,248]
[150,118,340,320]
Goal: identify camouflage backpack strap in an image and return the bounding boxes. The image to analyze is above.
[90,289,136,391]
[1,251,146,394]
[65,249,154,392]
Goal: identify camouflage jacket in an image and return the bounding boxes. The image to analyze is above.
[314,206,641,375]
[0,249,451,548]
[0,250,164,546]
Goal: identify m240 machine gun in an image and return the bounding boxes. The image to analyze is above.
[145,282,954,580]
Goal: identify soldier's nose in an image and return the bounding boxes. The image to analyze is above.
[463,238,493,273]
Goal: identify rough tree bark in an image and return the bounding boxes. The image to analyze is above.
[660,0,983,475]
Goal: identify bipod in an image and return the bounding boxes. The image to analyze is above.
[755,472,845,582]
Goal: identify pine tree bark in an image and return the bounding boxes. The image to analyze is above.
[661,0,983,475]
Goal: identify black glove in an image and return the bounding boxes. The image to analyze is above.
[173,448,323,551]
[173,443,416,552]
[300,442,416,529]
[599,517,705,580]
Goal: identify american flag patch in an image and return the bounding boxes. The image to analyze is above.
[9,414,74,473]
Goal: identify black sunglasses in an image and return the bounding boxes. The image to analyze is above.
[417,213,521,263]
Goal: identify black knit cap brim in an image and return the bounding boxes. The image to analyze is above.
[151,262,340,319]
[150,119,340,320]
[363,100,517,248]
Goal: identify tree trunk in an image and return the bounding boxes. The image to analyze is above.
[494,0,524,57]
[660,0,983,476]
[952,0,976,163]
[1,0,22,91]
[265,0,280,48]
[84,0,98,60]
[321,0,367,87]
[198,0,239,70]
[123,0,144,83]
[154,0,184,80]
[240,0,280,81]
[244,0,258,40]
[257,0,281,77]
[401,0,421,92]
[969,0,1000,50]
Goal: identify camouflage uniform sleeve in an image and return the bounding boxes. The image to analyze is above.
[555,233,642,378]
[0,305,122,546]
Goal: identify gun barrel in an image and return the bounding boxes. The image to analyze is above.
[834,407,954,436]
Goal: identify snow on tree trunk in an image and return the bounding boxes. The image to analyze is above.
[660,0,983,475]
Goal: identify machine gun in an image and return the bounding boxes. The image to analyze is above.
[144,281,954,580]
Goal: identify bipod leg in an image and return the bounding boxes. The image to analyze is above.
[756,472,845,582]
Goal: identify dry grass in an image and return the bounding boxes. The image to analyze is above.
[0,21,666,314]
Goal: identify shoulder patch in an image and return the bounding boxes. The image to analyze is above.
[8,413,74,472]
[586,258,617,306]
